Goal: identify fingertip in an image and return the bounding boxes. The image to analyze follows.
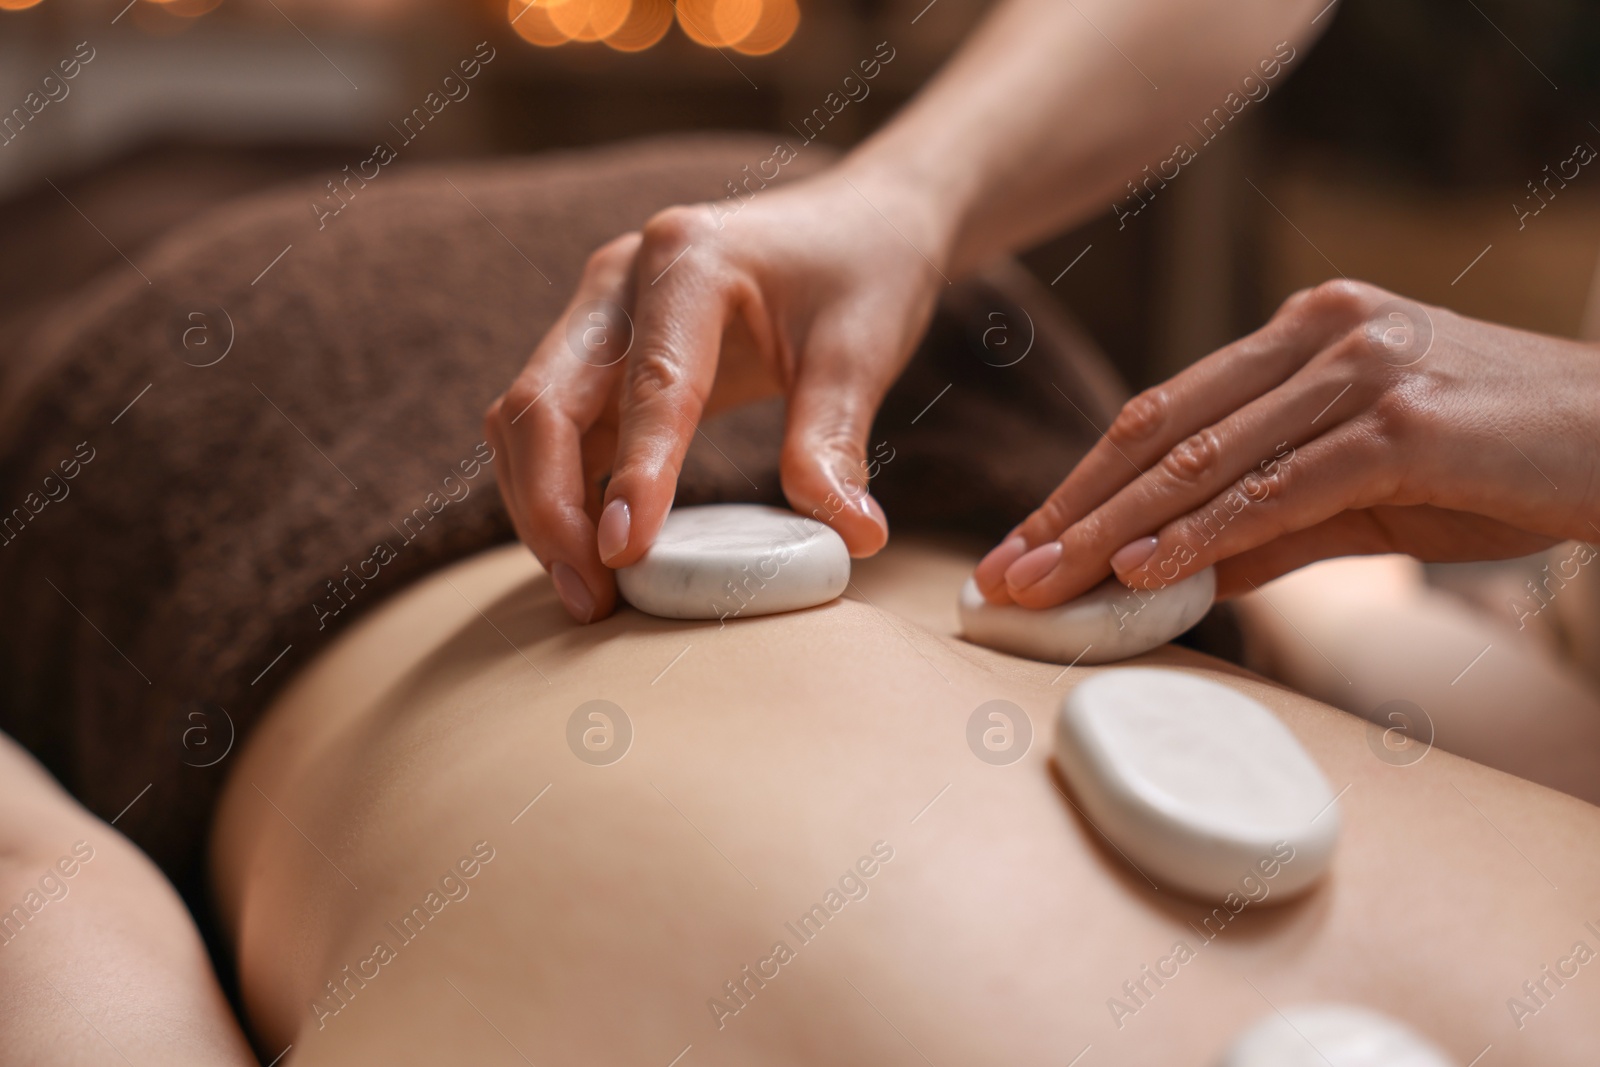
[523,507,619,624]
[841,494,889,558]
[1004,540,1064,594]
[1109,536,1159,583]
[597,497,631,564]
[974,535,1027,601]
[778,448,889,556]
[595,471,675,568]
[550,561,597,624]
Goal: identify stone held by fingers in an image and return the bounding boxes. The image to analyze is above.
[615,504,850,620]
[957,567,1216,665]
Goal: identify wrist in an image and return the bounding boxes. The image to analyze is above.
[831,142,972,281]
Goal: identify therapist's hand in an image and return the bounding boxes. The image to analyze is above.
[974,279,1600,606]
[485,170,947,623]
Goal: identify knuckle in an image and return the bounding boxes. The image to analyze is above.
[1322,329,1376,371]
[1235,463,1286,511]
[1276,286,1317,317]
[1370,384,1423,442]
[640,205,710,254]
[502,379,548,416]
[1031,491,1076,535]
[794,424,864,469]
[582,232,641,286]
[625,346,688,402]
[497,380,556,431]
[1159,429,1221,485]
[1066,509,1113,553]
[1304,278,1381,323]
[1245,453,1289,500]
[1107,388,1167,446]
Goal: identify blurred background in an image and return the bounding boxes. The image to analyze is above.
[2,0,1599,386]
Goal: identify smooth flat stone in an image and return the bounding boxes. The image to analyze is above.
[616,504,849,621]
[1055,668,1339,903]
[958,568,1215,665]
[1217,1004,1456,1067]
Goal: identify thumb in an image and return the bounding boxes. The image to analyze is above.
[779,333,892,557]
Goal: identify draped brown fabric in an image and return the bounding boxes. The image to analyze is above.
[0,134,1127,910]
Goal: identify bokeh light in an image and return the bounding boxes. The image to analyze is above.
[0,0,46,10]
[508,0,572,46]
[675,0,755,48]
[603,0,673,52]
[548,0,632,42]
[507,0,798,53]
[731,0,797,55]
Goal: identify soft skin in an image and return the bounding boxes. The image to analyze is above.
[975,281,1600,607]
[211,538,1600,1065]
[483,0,1335,623]
[0,737,256,1067]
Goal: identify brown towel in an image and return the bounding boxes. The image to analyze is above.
[0,134,1126,913]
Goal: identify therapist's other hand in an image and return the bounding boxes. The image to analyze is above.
[975,279,1600,606]
[485,171,946,623]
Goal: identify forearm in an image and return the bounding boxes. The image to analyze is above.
[0,736,257,1067]
[840,0,1333,275]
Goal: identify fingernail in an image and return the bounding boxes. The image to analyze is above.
[830,461,871,513]
[550,562,595,624]
[862,494,888,532]
[976,535,1028,588]
[1111,536,1159,575]
[597,498,631,563]
[1005,541,1063,590]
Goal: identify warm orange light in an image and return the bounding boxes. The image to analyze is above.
[509,0,795,52]
[731,0,797,55]
[161,0,224,15]
[603,0,672,52]
[0,0,46,11]
[675,0,761,49]
[548,0,631,42]
[508,0,572,46]
[717,0,765,46]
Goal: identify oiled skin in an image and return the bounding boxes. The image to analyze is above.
[212,539,1600,1065]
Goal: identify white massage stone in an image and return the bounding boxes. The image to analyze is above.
[1055,668,1339,903]
[958,567,1215,665]
[1217,1004,1456,1067]
[616,504,849,620]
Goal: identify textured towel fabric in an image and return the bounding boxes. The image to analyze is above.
[0,134,1127,910]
